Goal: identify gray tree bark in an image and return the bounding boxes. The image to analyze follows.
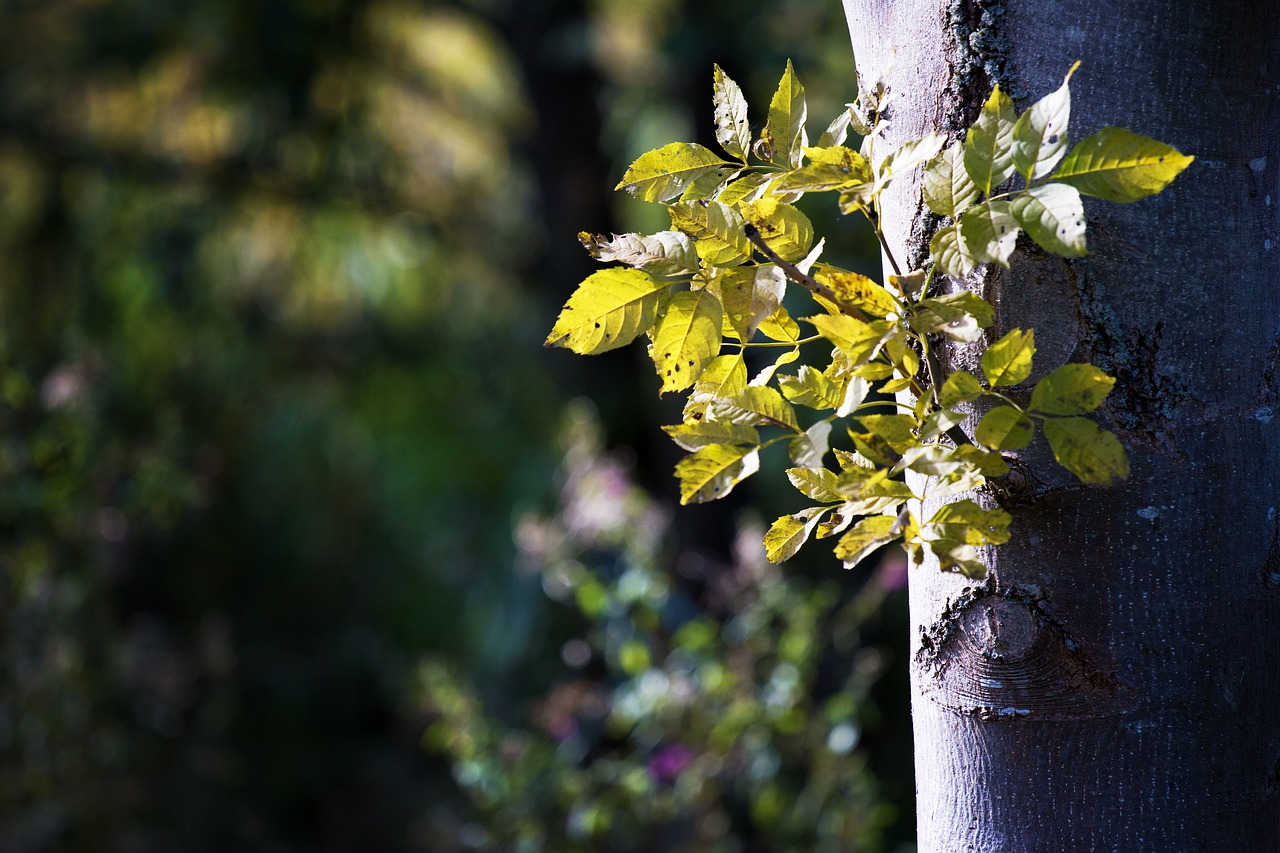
[842,1,1280,850]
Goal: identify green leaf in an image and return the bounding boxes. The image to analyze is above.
[1011,62,1078,180]
[758,305,802,342]
[855,414,918,453]
[1030,363,1116,414]
[1042,417,1129,484]
[975,405,1035,450]
[765,507,830,563]
[958,200,1020,267]
[683,353,747,422]
[669,200,752,267]
[652,289,723,393]
[806,315,893,364]
[981,328,1036,387]
[834,515,899,569]
[617,142,737,203]
[922,142,978,217]
[929,542,988,578]
[762,59,807,168]
[939,370,985,407]
[710,386,799,430]
[814,265,899,317]
[787,466,845,503]
[926,499,1012,545]
[663,420,760,452]
[964,84,1018,195]
[676,445,760,504]
[578,230,699,276]
[774,146,872,193]
[546,268,663,354]
[789,420,833,469]
[1011,183,1087,257]
[817,105,857,148]
[879,133,946,181]
[712,265,786,341]
[910,292,994,343]
[779,365,843,409]
[953,444,1010,477]
[742,197,813,262]
[930,223,979,278]
[1052,127,1194,202]
[716,173,770,206]
[713,65,752,160]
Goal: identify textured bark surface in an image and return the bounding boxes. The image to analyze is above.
[843,1,1280,850]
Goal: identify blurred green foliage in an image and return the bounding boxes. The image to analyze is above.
[0,0,900,850]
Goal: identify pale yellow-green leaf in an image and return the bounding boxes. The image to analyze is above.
[958,201,1020,267]
[926,499,1012,545]
[805,315,893,364]
[774,146,872,193]
[546,268,663,354]
[762,59,807,168]
[981,328,1036,387]
[909,293,994,343]
[716,173,771,206]
[710,386,799,430]
[757,304,802,343]
[786,466,845,503]
[779,364,843,409]
[676,445,760,504]
[711,265,785,341]
[1030,363,1115,414]
[765,507,830,563]
[930,223,979,278]
[1011,183,1087,257]
[683,353,747,423]
[1042,417,1129,484]
[856,414,919,454]
[817,105,857,148]
[742,197,813,262]
[953,444,1010,477]
[1052,127,1194,202]
[930,541,988,578]
[975,405,1035,450]
[964,84,1017,195]
[652,289,723,393]
[900,445,968,477]
[578,230,699,276]
[789,420,832,468]
[836,374,871,418]
[749,346,799,387]
[712,64,751,160]
[617,142,737,202]
[835,515,899,569]
[669,200,752,267]
[814,265,900,317]
[879,133,945,181]
[663,420,759,452]
[922,141,979,218]
[939,370,985,407]
[1011,61,1078,180]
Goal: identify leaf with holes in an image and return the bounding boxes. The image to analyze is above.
[652,289,723,393]
[669,200,752,267]
[1012,61,1078,180]
[765,506,831,563]
[1011,183,1087,257]
[713,64,751,160]
[578,230,699,276]
[835,515,900,569]
[958,201,1020,267]
[546,268,664,354]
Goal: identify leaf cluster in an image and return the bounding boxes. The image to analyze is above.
[548,61,1191,576]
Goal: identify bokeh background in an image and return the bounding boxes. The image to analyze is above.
[0,0,914,850]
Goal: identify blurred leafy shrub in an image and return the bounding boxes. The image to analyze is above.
[419,402,897,851]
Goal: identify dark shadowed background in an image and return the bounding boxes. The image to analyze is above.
[0,0,914,849]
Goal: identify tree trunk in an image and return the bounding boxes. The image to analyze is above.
[842,0,1280,849]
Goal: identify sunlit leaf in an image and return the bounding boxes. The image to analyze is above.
[926,499,1012,545]
[922,142,978,217]
[616,142,737,202]
[712,64,752,160]
[1011,183,1087,257]
[765,507,830,563]
[939,369,985,407]
[669,200,752,267]
[710,386,799,430]
[757,304,803,343]
[814,265,899,317]
[1052,127,1194,202]
[1042,417,1129,484]
[1011,62,1078,180]
[930,223,978,278]
[975,405,1035,450]
[663,420,759,452]
[787,466,845,503]
[789,420,832,468]
[578,230,699,276]
[981,328,1036,387]
[909,292,994,343]
[742,197,813,262]
[958,201,1019,267]
[676,445,760,504]
[683,353,746,422]
[712,265,786,341]
[879,133,945,181]
[779,364,843,409]
[761,59,807,168]
[817,105,858,148]
[749,346,800,387]
[835,515,899,569]
[806,315,893,364]
[774,146,872,193]
[716,173,771,206]
[1030,363,1115,414]
[964,84,1017,195]
[652,289,723,393]
[546,268,663,354]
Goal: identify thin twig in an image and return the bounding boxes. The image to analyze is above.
[743,224,870,322]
